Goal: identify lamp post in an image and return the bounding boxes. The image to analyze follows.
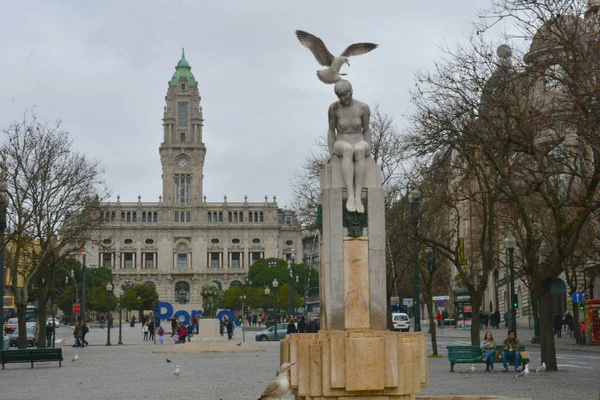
[273,278,279,340]
[287,249,297,318]
[81,254,86,322]
[531,296,540,344]
[0,182,8,351]
[240,294,246,342]
[504,235,517,336]
[67,269,79,323]
[408,189,421,332]
[118,289,124,345]
[106,282,113,346]
[264,286,271,324]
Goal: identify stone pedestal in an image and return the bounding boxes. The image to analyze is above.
[197,318,225,341]
[281,331,428,399]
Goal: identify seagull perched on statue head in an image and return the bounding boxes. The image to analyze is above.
[257,363,295,399]
[295,30,378,84]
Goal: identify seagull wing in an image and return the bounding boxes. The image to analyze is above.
[535,365,545,373]
[295,30,335,67]
[515,369,528,378]
[259,380,281,399]
[341,42,378,58]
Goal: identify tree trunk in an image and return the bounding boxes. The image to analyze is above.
[470,294,482,345]
[538,287,558,371]
[572,306,581,345]
[15,289,28,350]
[37,295,48,348]
[426,292,438,355]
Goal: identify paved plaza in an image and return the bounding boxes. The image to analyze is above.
[1,324,599,400]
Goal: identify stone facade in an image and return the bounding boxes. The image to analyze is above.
[80,51,303,314]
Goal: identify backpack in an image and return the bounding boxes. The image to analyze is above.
[83,325,89,334]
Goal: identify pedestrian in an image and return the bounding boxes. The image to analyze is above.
[297,316,306,333]
[484,313,489,329]
[191,315,198,334]
[436,312,442,328]
[143,322,149,340]
[179,323,188,344]
[108,314,114,329]
[226,318,234,340]
[501,330,521,373]
[149,319,155,341]
[99,313,105,329]
[287,318,297,334]
[479,311,485,329]
[157,325,165,344]
[503,312,509,328]
[480,331,496,372]
[553,314,562,338]
[73,321,83,347]
[252,314,258,327]
[81,321,89,347]
[306,317,317,333]
[45,322,55,347]
[171,319,178,337]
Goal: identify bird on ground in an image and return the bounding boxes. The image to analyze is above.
[460,364,475,374]
[237,342,242,346]
[166,358,172,363]
[515,363,529,379]
[71,353,78,362]
[295,30,378,84]
[257,362,295,399]
[535,362,546,373]
[174,365,181,376]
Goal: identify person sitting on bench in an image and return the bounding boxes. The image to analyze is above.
[501,330,521,372]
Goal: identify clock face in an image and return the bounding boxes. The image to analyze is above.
[178,158,188,169]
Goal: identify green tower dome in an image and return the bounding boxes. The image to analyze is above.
[171,48,196,84]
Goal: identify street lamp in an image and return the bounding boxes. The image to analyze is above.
[504,235,517,336]
[0,182,8,351]
[408,189,421,332]
[67,269,79,323]
[118,289,124,345]
[273,278,279,340]
[106,282,113,346]
[240,294,247,342]
[264,287,271,327]
[287,249,297,318]
[268,260,277,269]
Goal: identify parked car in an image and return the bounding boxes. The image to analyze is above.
[392,313,410,332]
[9,326,38,347]
[255,323,289,341]
[46,317,59,329]
[5,318,18,334]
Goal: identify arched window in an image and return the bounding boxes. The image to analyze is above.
[259,212,264,222]
[121,212,125,222]
[178,103,188,126]
[132,212,137,222]
[228,212,232,222]
[127,212,131,222]
[254,212,258,222]
[153,212,158,222]
[229,280,242,289]
[239,212,243,222]
[249,212,253,222]
[234,212,238,223]
[142,212,146,222]
[218,212,223,222]
[111,212,115,222]
[105,212,110,222]
[145,281,156,289]
[207,212,212,223]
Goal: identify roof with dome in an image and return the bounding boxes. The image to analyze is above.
[171,48,196,84]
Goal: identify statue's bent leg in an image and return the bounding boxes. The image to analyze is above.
[333,141,356,212]
[353,141,370,213]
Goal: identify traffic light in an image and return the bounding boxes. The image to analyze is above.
[579,303,584,311]
[302,305,306,311]
[237,316,243,324]
[512,294,519,309]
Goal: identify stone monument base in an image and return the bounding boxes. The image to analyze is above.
[281,330,428,400]
[196,318,225,341]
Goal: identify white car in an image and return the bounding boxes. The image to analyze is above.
[392,313,410,332]
[45,317,59,329]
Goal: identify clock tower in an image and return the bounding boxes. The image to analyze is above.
[159,49,206,209]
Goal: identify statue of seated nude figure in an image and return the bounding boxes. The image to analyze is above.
[328,80,371,213]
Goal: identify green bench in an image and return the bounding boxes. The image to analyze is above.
[447,344,530,372]
[0,348,63,369]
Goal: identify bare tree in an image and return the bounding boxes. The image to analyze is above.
[0,112,108,348]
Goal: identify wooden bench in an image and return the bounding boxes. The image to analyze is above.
[447,345,484,372]
[0,348,63,369]
[447,344,530,372]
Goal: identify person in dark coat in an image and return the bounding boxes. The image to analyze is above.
[226,318,234,340]
[287,319,297,334]
[306,317,317,333]
[297,316,307,333]
[171,318,178,337]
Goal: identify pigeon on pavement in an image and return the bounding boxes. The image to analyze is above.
[535,362,546,373]
[515,364,529,378]
[460,364,475,374]
[166,358,172,363]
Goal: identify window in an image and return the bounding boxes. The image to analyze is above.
[218,212,223,222]
[259,212,263,222]
[207,212,212,222]
[249,212,253,222]
[179,103,188,126]
[144,253,154,269]
[111,212,115,222]
[153,212,158,223]
[252,238,261,245]
[181,83,185,90]
[251,251,263,265]
[228,212,232,222]
[285,240,294,247]
[231,238,241,245]
[186,211,191,222]
[132,212,137,222]
[545,64,564,89]
[145,238,154,245]
[210,253,220,268]
[102,253,112,268]
[239,212,243,222]
[127,212,131,222]
[211,238,220,245]
[231,252,241,268]
[103,239,112,245]
[105,212,110,222]
[124,238,133,245]
[142,212,147,222]
[174,174,191,204]
[124,253,134,269]
[121,212,125,222]
[177,253,187,269]
[180,132,186,143]
[174,212,179,223]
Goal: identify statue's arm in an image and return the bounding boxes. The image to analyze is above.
[362,104,372,150]
[327,103,337,156]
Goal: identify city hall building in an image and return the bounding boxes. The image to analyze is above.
[80,51,303,315]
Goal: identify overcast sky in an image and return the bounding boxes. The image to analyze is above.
[0,0,492,208]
